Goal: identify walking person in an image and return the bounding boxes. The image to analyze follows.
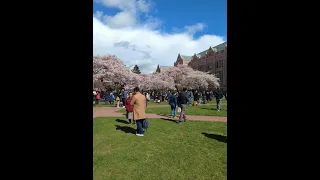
[109,92,115,104]
[168,91,177,118]
[215,89,224,112]
[177,88,189,124]
[121,88,127,108]
[130,87,147,136]
[125,92,135,124]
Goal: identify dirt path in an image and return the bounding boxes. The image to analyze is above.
[93,107,227,122]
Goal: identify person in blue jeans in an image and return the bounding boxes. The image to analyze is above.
[168,91,177,118]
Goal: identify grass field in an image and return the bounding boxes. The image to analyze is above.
[117,104,227,117]
[94,117,227,180]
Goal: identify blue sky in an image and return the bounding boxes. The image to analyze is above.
[93,0,226,73]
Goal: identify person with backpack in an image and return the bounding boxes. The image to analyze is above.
[130,87,147,136]
[215,89,224,112]
[168,91,177,118]
[177,88,189,124]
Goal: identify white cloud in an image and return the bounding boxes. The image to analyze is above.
[93,17,225,74]
[93,0,225,73]
[94,0,152,28]
[184,23,206,35]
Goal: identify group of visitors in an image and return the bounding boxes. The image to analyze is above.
[166,88,225,123]
[94,87,226,136]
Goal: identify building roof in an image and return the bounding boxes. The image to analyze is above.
[160,66,172,69]
[195,41,227,58]
[197,50,207,58]
[180,55,192,62]
[212,41,227,51]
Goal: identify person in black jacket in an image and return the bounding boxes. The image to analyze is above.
[177,88,189,124]
[193,90,199,106]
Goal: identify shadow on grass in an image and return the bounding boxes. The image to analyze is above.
[160,118,178,123]
[115,125,136,134]
[202,133,227,143]
[199,107,217,110]
[116,119,129,124]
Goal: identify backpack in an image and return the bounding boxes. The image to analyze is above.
[143,119,149,131]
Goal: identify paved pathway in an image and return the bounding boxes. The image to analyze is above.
[93,107,227,122]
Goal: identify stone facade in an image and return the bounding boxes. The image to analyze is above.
[174,42,227,91]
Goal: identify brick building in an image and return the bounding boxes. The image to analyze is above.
[174,42,227,91]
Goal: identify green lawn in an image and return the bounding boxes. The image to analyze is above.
[117,104,227,117]
[94,117,227,180]
[94,103,116,107]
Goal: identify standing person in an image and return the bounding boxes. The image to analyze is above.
[130,87,147,136]
[202,91,206,104]
[121,88,127,108]
[104,91,110,104]
[161,91,165,102]
[206,90,210,103]
[190,90,194,106]
[115,95,120,108]
[209,91,213,101]
[125,92,135,124]
[199,91,202,104]
[177,88,189,124]
[168,91,177,118]
[93,90,97,106]
[96,91,101,105]
[109,92,115,104]
[193,90,199,106]
[215,89,224,112]
[146,92,150,102]
[187,90,192,106]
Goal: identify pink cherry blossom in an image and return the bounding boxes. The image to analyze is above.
[93,55,220,90]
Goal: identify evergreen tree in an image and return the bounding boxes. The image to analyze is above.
[156,64,161,73]
[132,64,141,74]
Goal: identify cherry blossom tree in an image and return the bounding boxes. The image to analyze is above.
[93,55,137,89]
[158,65,220,90]
[93,55,219,91]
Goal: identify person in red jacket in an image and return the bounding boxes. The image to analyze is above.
[96,91,101,105]
[125,92,135,124]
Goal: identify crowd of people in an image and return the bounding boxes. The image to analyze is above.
[93,87,226,136]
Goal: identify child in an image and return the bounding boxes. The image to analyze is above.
[125,92,135,124]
